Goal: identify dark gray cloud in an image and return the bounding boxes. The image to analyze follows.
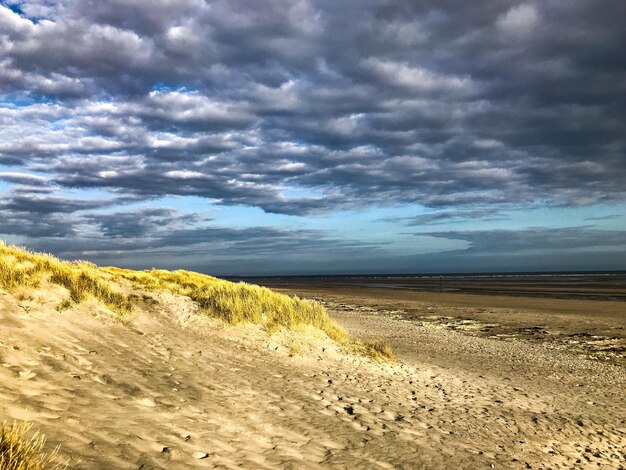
[2,192,106,214]
[0,211,77,237]
[5,205,387,274]
[0,185,149,238]
[386,226,626,273]
[0,184,146,214]
[382,208,506,226]
[0,0,624,216]
[584,214,622,222]
[422,227,626,254]
[84,208,204,238]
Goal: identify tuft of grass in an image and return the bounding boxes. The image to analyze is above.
[0,421,63,470]
[191,282,347,342]
[55,299,72,312]
[354,339,397,362]
[0,241,131,317]
[49,266,131,315]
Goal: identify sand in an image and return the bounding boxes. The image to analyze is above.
[268,284,626,365]
[1,282,625,469]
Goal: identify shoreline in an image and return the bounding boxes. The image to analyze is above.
[239,272,626,302]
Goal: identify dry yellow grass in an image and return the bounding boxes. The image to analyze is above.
[105,267,395,360]
[354,339,397,362]
[107,267,348,343]
[0,421,63,470]
[0,242,395,361]
[0,242,131,317]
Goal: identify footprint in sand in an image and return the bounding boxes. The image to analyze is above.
[136,397,157,407]
[19,369,37,380]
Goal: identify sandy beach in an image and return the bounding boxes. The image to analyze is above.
[1,272,625,469]
[263,279,626,467]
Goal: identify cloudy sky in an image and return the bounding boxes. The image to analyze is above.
[1,0,625,275]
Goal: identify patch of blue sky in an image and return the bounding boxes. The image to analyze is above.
[311,206,470,254]
[2,1,47,23]
[212,205,301,228]
[173,200,473,255]
[151,82,198,93]
[196,202,465,255]
[0,164,20,171]
[371,203,626,234]
[0,234,25,245]
[3,1,24,15]
[125,196,418,237]
[0,96,40,108]
[296,202,626,257]
[301,205,405,232]
[406,234,470,254]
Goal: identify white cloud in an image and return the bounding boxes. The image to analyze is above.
[165,170,205,179]
[0,171,48,183]
[142,90,252,124]
[0,5,35,36]
[497,4,540,36]
[363,58,476,94]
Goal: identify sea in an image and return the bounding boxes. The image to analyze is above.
[228,271,626,302]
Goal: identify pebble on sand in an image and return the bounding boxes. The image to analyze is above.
[192,452,209,459]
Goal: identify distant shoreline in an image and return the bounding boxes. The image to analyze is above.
[229,270,626,280]
[236,272,626,302]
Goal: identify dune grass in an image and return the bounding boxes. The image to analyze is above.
[108,267,349,343]
[0,421,63,470]
[0,242,131,317]
[0,242,395,361]
[108,267,393,360]
[354,339,397,362]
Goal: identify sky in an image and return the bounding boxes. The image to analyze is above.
[0,0,625,275]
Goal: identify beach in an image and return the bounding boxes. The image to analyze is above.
[2,270,625,468]
[256,275,626,467]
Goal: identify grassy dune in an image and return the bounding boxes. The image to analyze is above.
[0,242,394,361]
[104,267,348,342]
[0,242,395,470]
[0,243,395,467]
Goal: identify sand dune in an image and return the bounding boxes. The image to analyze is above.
[1,279,625,468]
